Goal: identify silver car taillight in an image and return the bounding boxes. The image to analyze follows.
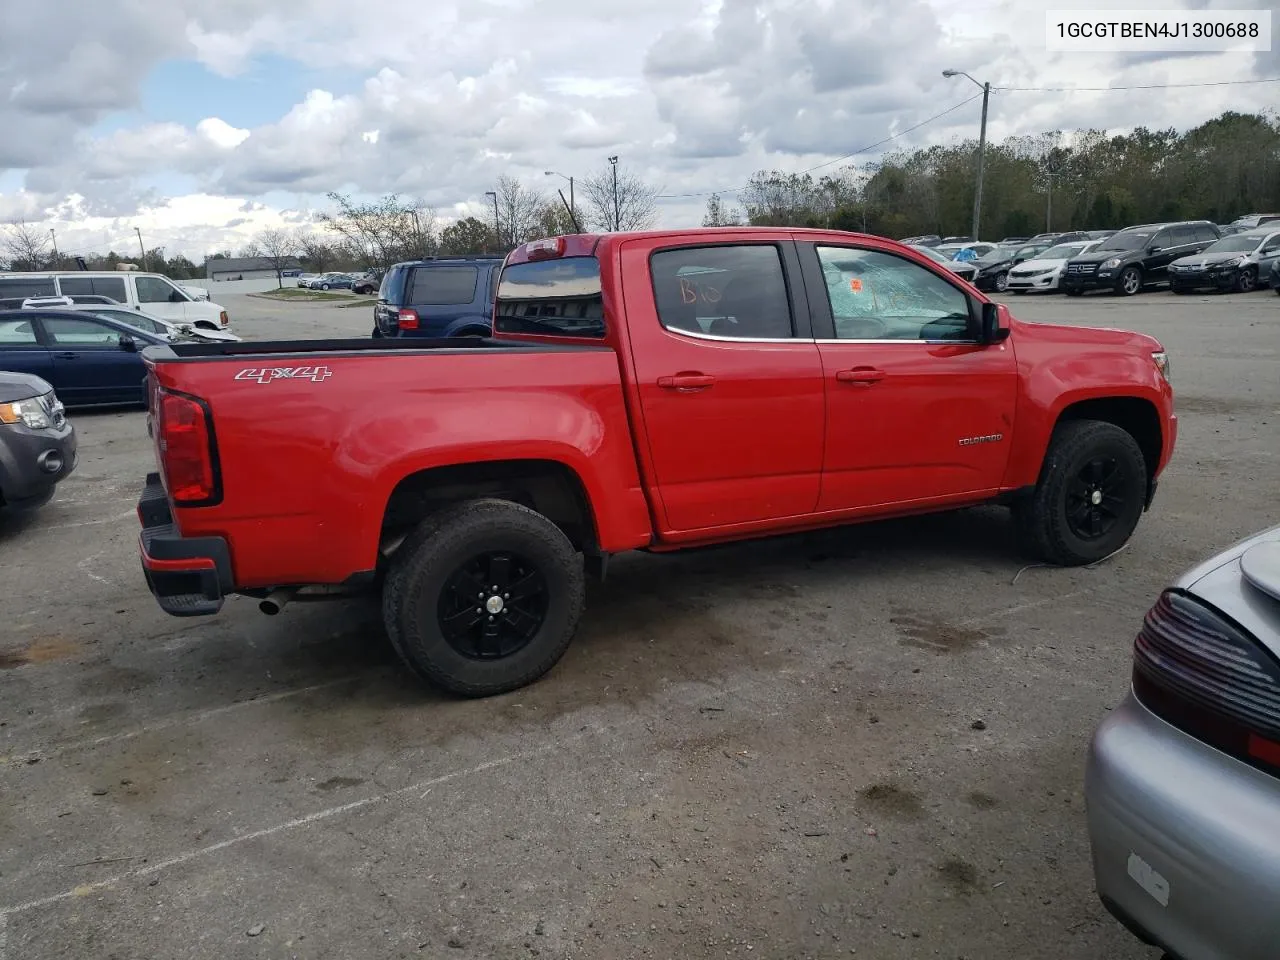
[1133,589,1280,776]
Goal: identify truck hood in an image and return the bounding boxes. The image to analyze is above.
[0,370,54,403]
[1010,316,1163,353]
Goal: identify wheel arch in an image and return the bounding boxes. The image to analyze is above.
[1054,397,1163,502]
[379,458,601,560]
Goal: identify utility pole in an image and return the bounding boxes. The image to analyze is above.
[485,191,500,252]
[49,229,59,265]
[135,226,147,271]
[942,70,990,241]
[544,171,576,229]
[608,156,620,231]
[1046,172,1056,232]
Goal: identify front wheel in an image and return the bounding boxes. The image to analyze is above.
[382,499,585,697]
[1115,266,1142,296]
[1014,420,1148,566]
[993,271,1009,293]
[320,283,331,290]
[1064,288,1083,297]
[1235,268,1257,293]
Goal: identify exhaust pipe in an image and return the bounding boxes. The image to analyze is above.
[259,588,297,616]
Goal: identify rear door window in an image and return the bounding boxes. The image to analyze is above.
[0,277,57,299]
[650,245,793,339]
[1193,225,1219,243]
[495,257,604,338]
[43,316,122,347]
[408,266,480,305]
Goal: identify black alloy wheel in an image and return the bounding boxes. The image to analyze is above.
[1064,456,1128,541]
[437,551,548,660]
[1235,268,1257,293]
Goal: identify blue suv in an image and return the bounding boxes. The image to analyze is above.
[372,257,503,339]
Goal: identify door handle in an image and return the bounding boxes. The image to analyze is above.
[55,352,78,360]
[835,367,884,385]
[657,374,716,390]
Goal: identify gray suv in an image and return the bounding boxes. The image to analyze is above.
[0,372,76,512]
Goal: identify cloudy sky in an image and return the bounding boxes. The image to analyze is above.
[1,0,1275,259]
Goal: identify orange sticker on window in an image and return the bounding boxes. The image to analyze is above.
[849,278,863,293]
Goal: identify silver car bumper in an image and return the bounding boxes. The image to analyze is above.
[1085,692,1280,959]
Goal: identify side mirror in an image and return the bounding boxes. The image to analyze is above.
[1148,246,1162,254]
[119,334,138,352]
[980,302,1010,345]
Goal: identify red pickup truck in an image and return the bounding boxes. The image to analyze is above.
[137,229,1176,696]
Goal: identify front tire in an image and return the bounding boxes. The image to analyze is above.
[320,283,331,290]
[993,271,1009,293]
[1235,268,1257,293]
[382,499,585,697]
[1014,420,1148,566]
[1170,282,1188,294]
[1064,288,1082,297]
[1115,266,1142,296]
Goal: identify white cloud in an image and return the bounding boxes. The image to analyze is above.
[0,0,1276,255]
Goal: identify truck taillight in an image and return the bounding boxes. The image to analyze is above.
[1132,589,1280,779]
[219,310,229,328]
[398,308,420,330]
[157,390,221,506]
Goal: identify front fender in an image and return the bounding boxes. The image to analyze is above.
[1002,338,1174,489]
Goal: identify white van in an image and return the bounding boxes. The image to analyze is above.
[0,272,230,329]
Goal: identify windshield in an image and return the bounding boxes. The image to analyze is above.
[1097,231,1152,252]
[1203,235,1262,254]
[495,257,604,338]
[976,245,1019,263]
[1036,243,1089,260]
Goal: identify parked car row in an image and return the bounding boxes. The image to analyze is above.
[296,271,380,293]
[0,270,230,328]
[905,221,1280,297]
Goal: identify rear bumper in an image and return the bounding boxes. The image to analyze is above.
[138,472,233,617]
[1085,692,1280,960]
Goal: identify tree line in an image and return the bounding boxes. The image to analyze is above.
[704,110,1280,240]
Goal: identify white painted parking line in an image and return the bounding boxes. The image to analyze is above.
[0,736,584,920]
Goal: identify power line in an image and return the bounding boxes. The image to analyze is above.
[997,76,1280,92]
[656,91,984,200]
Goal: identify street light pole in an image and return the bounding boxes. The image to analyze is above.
[942,70,990,241]
[135,226,147,271]
[485,191,500,251]
[607,156,620,232]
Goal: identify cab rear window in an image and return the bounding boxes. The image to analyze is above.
[495,257,604,338]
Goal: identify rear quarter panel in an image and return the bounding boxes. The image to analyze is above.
[150,347,651,588]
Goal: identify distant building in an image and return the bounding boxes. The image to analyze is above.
[206,256,303,282]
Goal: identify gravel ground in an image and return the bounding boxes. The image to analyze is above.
[1,287,1277,960]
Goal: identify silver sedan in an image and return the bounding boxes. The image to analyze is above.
[1086,523,1280,959]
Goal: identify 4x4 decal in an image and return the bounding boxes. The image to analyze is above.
[234,366,333,384]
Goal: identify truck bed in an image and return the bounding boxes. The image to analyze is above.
[143,336,652,589]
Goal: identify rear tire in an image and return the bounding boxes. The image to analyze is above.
[381,499,585,697]
[1013,420,1148,566]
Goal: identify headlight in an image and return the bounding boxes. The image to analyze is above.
[1222,257,1243,268]
[0,396,54,429]
[1101,258,1121,269]
[1152,351,1172,384]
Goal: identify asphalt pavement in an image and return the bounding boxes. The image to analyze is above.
[1,286,1277,959]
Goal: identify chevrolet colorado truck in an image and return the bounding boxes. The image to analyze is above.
[136,229,1177,697]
